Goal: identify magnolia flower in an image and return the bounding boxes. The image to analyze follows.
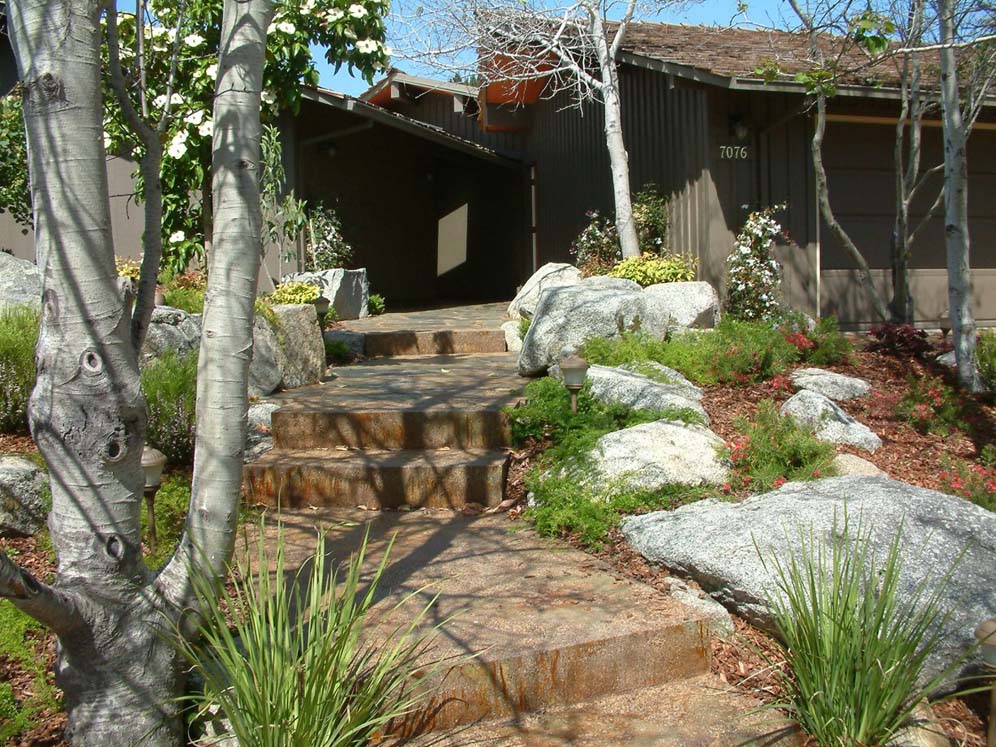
[206,63,219,80]
[167,130,188,158]
[184,33,205,46]
[348,3,367,17]
[185,109,206,126]
[154,92,184,108]
[169,230,186,244]
[325,8,344,21]
[355,38,378,53]
[197,118,213,137]
[269,20,297,34]
[261,90,277,105]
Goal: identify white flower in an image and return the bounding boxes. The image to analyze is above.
[383,44,393,56]
[167,130,188,158]
[301,0,317,12]
[185,109,206,126]
[261,90,276,105]
[325,8,344,22]
[197,118,213,137]
[184,33,205,46]
[169,230,186,243]
[206,63,219,80]
[103,133,113,150]
[277,20,296,33]
[153,92,183,108]
[348,3,367,17]
[355,38,378,53]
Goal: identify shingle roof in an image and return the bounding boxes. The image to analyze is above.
[615,22,914,89]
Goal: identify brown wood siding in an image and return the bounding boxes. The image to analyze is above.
[390,91,524,156]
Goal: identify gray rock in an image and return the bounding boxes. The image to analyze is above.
[937,351,957,368]
[0,253,41,311]
[667,578,735,638]
[781,390,882,452]
[579,275,642,292]
[284,268,369,320]
[140,306,202,365]
[323,329,365,359]
[792,367,871,401]
[622,475,996,687]
[589,420,730,493]
[246,402,280,449]
[833,453,887,478]
[518,284,668,376]
[501,320,522,353]
[0,456,48,537]
[583,365,708,423]
[248,315,283,398]
[619,361,701,400]
[642,281,721,329]
[271,304,326,390]
[507,263,582,320]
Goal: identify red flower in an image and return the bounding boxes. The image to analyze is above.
[773,476,787,488]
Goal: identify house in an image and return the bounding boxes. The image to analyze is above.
[359,23,996,327]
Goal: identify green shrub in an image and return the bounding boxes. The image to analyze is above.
[270,281,320,305]
[325,340,353,365]
[783,314,853,366]
[761,518,970,747]
[896,374,966,436]
[518,316,531,340]
[306,202,354,271]
[141,351,197,465]
[144,473,194,568]
[527,473,708,549]
[581,320,801,386]
[163,286,205,314]
[0,306,39,433]
[978,330,996,391]
[632,183,670,254]
[368,293,386,316]
[725,205,786,321]
[607,253,696,287]
[939,454,996,512]
[175,520,438,747]
[570,209,619,276]
[727,401,836,492]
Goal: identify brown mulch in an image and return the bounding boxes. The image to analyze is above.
[0,433,36,457]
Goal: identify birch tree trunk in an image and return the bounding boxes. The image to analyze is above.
[590,14,639,258]
[1,0,272,742]
[938,0,981,391]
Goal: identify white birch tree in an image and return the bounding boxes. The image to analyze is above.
[0,0,272,744]
[398,0,660,258]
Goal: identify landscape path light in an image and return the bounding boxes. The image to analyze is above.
[975,617,996,747]
[141,445,166,552]
[560,352,589,414]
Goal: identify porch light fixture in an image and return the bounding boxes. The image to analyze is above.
[313,294,331,326]
[975,618,996,747]
[141,446,166,552]
[560,352,589,414]
[729,115,750,141]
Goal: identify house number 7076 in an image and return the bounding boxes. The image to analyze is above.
[720,145,749,159]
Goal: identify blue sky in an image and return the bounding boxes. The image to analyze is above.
[315,0,792,95]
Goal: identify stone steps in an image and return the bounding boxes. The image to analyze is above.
[363,328,507,356]
[243,447,509,509]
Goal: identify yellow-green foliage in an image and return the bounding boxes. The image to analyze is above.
[270,281,319,305]
[0,306,39,433]
[608,253,696,287]
[115,256,141,281]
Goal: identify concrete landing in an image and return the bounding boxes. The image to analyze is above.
[342,303,511,356]
[260,509,714,735]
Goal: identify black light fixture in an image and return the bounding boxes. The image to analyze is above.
[729,115,750,141]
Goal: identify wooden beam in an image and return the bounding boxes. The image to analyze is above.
[825,113,996,131]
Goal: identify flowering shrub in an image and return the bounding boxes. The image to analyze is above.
[939,453,996,512]
[725,206,787,320]
[570,210,620,276]
[0,306,39,434]
[778,314,852,366]
[607,253,696,287]
[866,323,932,359]
[632,184,670,254]
[895,374,966,436]
[723,401,836,493]
[306,203,354,271]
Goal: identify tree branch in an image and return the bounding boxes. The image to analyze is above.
[105,3,165,355]
[892,33,996,54]
[0,552,79,635]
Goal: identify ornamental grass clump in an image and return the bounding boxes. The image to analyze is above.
[0,305,39,433]
[758,518,971,747]
[176,522,439,747]
[725,206,787,320]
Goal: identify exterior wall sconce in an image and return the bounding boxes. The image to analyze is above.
[313,295,331,327]
[141,446,166,552]
[975,618,996,747]
[560,353,589,414]
[729,115,750,141]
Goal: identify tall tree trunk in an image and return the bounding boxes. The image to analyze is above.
[590,15,639,258]
[6,0,183,743]
[2,0,272,743]
[811,93,890,322]
[938,0,981,391]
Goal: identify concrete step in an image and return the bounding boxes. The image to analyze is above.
[258,510,718,738]
[272,407,512,450]
[405,674,802,746]
[364,329,507,356]
[243,448,509,509]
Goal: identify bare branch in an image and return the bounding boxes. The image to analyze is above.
[892,32,996,54]
[0,552,79,635]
